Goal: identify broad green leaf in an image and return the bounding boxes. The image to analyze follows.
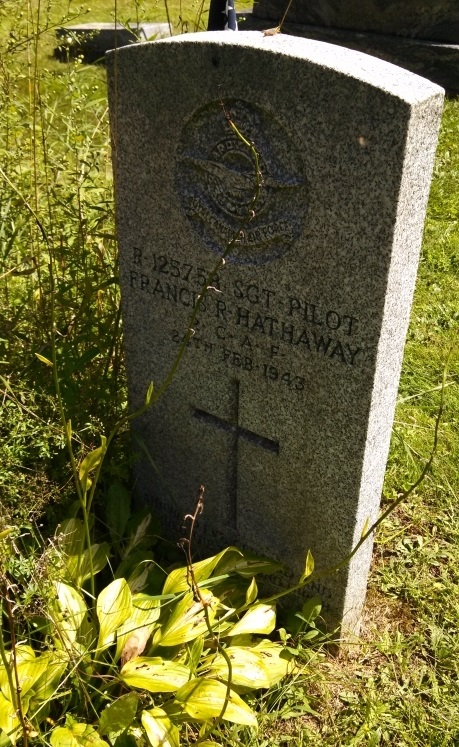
[299,550,314,584]
[97,578,132,649]
[208,647,270,689]
[125,558,154,594]
[153,590,217,648]
[120,657,190,692]
[142,708,180,747]
[225,604,276,637]
[122,514,153,559]
[175,678,257,727]
[50,724,105,747]
[115,593,161,662]
[300,595,322,625]
[54,582,87,644]
[163,547,241,595]
[74,542,110,586]
[99,692,140,737]
[78,437,107,493]
[252,640,294,686]
[115,547,156,594]
[245,578,258,605]
[113,734,138,747]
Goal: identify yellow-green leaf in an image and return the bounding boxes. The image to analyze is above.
[116,594,160,663]
[120,657,190,692]
[0,645,38,699]
[153,590,217,648]
[0,690,20,739]
[361,516,371,539]
[252,640,294,686]
[186,636,204,674]
[208,647,270,689]
[245,578,258,606]
[16,656,49,698]
[142,708,180,747]
[175,678,257,727]
[75,543,110,586]
[78,437,107,493]
[225,604,276,637]
[99,692,140,737]
[97,578,132,649]
[144,381,154,406]
[299,549,314,584]
[35,352,53,366]
[31,651,68,700]
[163,547,241,595]
[216,552,282,578]
[56,519,85,558]
[50,724,105,747]
[54,582,87,644]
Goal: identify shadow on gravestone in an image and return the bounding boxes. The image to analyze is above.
[239,0,459,94]
[107,32,443,636]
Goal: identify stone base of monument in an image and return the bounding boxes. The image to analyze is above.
[238,15,459,94]
[55,23,171,63]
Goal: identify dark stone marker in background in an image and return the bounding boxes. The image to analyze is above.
[239,0,459,93]
[55,23,171,63]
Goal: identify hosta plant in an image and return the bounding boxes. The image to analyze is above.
[0,513,318,747]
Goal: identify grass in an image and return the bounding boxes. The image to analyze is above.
[0,0,458,744]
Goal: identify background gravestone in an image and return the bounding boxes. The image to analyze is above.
[240,0,459,93]
[55,22,171,63]
[107,32,443,633]
[251,0,459,41]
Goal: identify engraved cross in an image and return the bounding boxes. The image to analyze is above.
[193,379,279,529]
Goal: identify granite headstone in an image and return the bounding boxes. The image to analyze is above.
[107,32,443,633]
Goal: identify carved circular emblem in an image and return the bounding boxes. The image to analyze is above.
[176,100,307,266]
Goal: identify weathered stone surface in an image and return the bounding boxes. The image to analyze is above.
[107,32,443,633]
[251,0,459,44]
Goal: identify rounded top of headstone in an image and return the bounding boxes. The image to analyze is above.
[107,31,444,103]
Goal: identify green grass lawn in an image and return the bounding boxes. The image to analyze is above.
[0,1,458,744]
